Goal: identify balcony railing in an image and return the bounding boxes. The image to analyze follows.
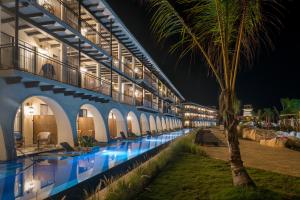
[0,44,169,112]
[143,72,156,89]
[36,0,111,54]
[0,43,111,96]
[112,56,134,79]
[135,98,159,111]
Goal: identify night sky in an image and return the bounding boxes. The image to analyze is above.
[108,0,300,110]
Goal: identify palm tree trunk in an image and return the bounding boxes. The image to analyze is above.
[222,90,255,187]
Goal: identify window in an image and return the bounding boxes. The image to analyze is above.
[79,109,88,117]
[40,104,49,115]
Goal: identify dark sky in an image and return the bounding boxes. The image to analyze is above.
[108,0,300,110]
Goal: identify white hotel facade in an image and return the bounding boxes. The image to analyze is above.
[0,0,185,161]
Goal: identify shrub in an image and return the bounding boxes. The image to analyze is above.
[78,136,95,147]
[90,129,205,200]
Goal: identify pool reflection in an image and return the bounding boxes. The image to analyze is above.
[0,129,189,199]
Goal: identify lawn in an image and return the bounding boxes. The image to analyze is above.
[135,153,300,200]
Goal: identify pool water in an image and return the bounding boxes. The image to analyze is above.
[0,129,190,200]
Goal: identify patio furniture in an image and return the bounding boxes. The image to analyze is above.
[41,63,56,79]
[120,131,126,139]
[60,142,76,152]
[14,131,24,148]
[37,132,51,145]
[42,3,54,14]
[146,131,151,136]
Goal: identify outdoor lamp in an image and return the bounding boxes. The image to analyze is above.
[25,103,35,115]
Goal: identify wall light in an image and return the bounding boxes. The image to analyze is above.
[25,103,35,115]
[80,67,87,73]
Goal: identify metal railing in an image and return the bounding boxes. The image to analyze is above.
[112,56,134,79]
[111,89,134,106]
[36,0,111,54]
[0,43,111,95]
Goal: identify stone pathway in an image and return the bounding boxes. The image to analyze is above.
[201,128,300,177]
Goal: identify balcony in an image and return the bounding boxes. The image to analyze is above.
[136,72,157,93]
[164,96,175,103]
[111,89,134,106]
[1,0,111,65]
[112,57,134,79]
[0,43,111,97]
[136,99,159,113]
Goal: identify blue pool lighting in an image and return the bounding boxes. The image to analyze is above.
[0,129,190,200]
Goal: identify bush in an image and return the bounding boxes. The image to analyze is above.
[78,136,95,147]
[92,129,205,200]
[285,137,300,151]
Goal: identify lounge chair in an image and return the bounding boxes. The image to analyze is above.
[146,131,151,136]
[60,142,76,152]
[120,131,127,139]
[37,132,51,147]
[126,132,139,140]
[14,131,24,148]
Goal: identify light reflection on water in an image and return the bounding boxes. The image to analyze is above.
[0,129,190,200]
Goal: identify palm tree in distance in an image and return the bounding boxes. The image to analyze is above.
[145,0,283,186]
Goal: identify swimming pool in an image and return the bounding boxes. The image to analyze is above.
[0,129,190,200]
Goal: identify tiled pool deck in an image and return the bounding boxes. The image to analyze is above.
[0,129,190,200]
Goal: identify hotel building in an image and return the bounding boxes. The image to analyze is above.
[182,102,218,128]
[0,0,184,161]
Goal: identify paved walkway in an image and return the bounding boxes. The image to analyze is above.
[201,128,300,177]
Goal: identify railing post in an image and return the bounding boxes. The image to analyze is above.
[110,18,113,97]
[78,0,82,88]
[132,84,136,106]
[14,0,19,69]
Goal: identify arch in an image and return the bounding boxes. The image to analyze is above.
[166,118,170,130]
[13,96,74,149]
[149,115,157,133]
[77,104,107,142]
[140,113,150,135]
[156,116,162,132]
[0,124,7,160]
[171,119,175,130]
[108,108,127,139]
[169,118,173,130]
[127,111,141,136]
[162,117,167,131]
[176,120,179,129]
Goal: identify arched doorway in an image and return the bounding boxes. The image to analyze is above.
[156,116,162,132]
[162,117,167,131]
[0,124,6,160]
[166,118,170,130]
[77,104,107,142]
[108,109,126,139]
[149,115,157,134]
[170,118,174,130]
[127,111,141,136]
[140,113,150,135]
[13,96,73,155]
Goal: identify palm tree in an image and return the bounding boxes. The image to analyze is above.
[262,108,274,129]
[146,0,282,186]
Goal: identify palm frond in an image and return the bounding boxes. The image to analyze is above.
[148,0,225,89]
[147,0,283,92]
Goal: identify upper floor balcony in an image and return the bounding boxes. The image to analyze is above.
[0,42,166,111]
[135,71,157,94]
[135,98,159,113]
[1,0,112,64]
[0,42,112,96]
